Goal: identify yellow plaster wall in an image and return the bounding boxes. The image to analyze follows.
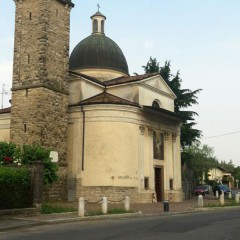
[75,68,128,81]
[67,105,182,202]
[0,113,10,142]
[81,111,139,187]
[68,77,103,105]
[139,87,174,111]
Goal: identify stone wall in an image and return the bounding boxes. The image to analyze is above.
[12,0,71,90]
[43,163,68,202]
[77,186,140,203]
[10,0,72,162]
[11,88,68,161]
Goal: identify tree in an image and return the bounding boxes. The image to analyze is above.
[183,143,218,184]
[142,58,202,148]
[219,160,235,172]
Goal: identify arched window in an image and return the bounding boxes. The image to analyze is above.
[101,20,104,34]
[93,19,98,33]
[152,100,160,109]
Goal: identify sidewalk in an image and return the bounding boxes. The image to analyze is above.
[0,197,230,232]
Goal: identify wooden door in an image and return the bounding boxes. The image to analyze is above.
[155,168,162,202]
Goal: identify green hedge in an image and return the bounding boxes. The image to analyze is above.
[0,166,32,209]
[0,142,58,185]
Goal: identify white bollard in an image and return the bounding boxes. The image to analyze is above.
[78,197,85,217]
[215,191,219,198]
[124,196,130,212]
[198,195,204,208]
[102,197,108,214]
[235,193,239,204]
[228,191,232,199]
[220,193,225,206]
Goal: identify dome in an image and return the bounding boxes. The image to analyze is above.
[69,10,129,80]
[69,34,129,76]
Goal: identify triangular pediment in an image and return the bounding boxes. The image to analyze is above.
[140,75,176,98]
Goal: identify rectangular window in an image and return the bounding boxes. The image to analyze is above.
[153,131,164,160]
[144,177,149,189]
[170,179,173,190]
[29,12,32,20]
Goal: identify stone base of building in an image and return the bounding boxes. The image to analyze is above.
[75,186,183,203]
[164,190,183,202]
[76,186,140,203]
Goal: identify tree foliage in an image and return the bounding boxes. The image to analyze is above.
[142,57,202,148]
[219,160,235,172]
[183,143,218,184]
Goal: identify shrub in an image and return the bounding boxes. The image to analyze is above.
[0,166,32,209]
[21,144,58,185]
[0,142,58,185]
[0,142,21,165]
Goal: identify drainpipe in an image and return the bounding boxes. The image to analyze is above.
[81,106,85,171]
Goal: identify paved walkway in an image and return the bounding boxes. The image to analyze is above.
[0,197,227,232]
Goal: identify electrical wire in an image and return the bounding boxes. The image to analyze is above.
[201,130,240,139]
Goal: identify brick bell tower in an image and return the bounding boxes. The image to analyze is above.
[10,0,74,162]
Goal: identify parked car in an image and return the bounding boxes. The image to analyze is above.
[194,186,207,196]
[213,185,231,196]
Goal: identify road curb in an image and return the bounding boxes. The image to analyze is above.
[1,205,240,232]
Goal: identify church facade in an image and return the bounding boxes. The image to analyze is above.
[0,0,183,203]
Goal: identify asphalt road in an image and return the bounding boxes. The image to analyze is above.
[1,209,240,240]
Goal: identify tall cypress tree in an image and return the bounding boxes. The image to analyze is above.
[143,57,202,149]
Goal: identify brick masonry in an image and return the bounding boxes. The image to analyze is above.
[76,186,155,203]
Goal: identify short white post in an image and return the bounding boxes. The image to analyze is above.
[228,191,232,199]
[235,193,239,204]
[220,193,225,206]
[124,196,130,212]
[78,197,85,217]
[198,195,204,208]
[215,191,219,198]
[102,197,108,214]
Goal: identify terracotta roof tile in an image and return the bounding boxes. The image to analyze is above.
[77,91,140,107]
[69,71,104,86]
[104,72,159,86]
[0,107,11,114]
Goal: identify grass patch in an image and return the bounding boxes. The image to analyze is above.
[205,199,240,208]
[108,208,131,214]
[41,204,76,214]
[87,208,132,216]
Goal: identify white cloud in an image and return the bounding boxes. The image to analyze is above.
[144,41,154,49]
[219,40,240,51]
[0,61,13,87]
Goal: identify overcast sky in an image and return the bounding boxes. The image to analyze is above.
[1,1,240,166]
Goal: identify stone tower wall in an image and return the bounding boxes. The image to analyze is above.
[10,0,73,162]
[12,0,71,90]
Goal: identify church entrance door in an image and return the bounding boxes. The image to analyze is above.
[155,167,163,202]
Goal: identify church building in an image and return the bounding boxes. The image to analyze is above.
[0,0,183,203]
